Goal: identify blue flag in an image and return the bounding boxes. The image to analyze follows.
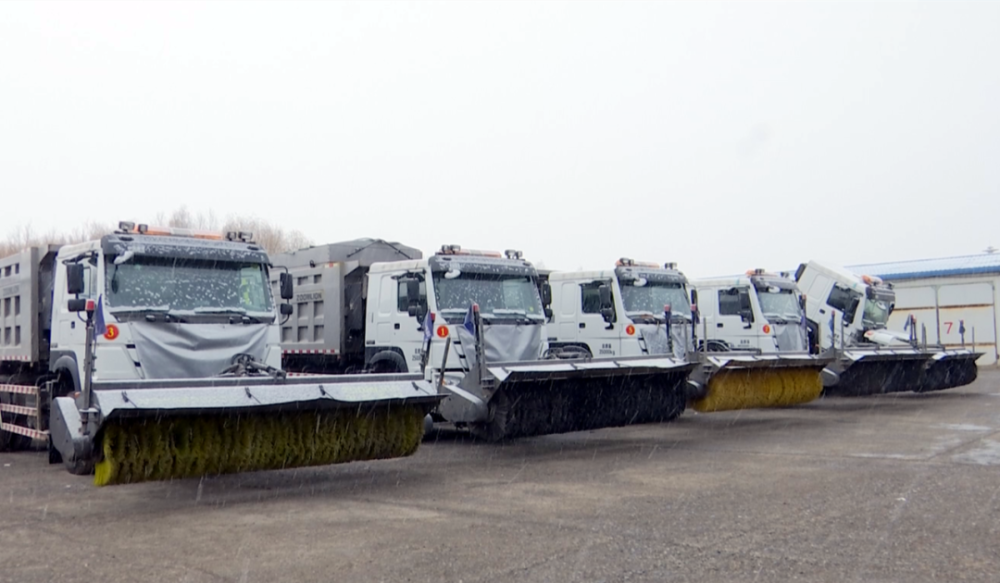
[95,295,107,336]
[422,310,434,342]
[463,304,476,336]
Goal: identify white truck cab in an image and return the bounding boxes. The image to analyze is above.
[545,259,692,359]
[694,269,809,354]
[363,246,548,374]
[44,226,284,391]
[794,260,897,350]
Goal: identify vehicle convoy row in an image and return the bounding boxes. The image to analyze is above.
[0,225,982,486]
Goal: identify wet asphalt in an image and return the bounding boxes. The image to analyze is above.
[2,370,999,583]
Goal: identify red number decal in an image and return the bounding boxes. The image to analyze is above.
[944,322,953,334]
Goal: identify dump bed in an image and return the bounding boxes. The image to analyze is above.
[0,246,59,365]
[271,239,422,358]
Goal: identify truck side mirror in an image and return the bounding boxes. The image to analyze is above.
[67,264,85,295]
[739,309,754,323]
[541,282,552,308]
[600,307,615,324]
[67,298,87,312]
[598,284,612,309]
[690,289,698,306]
[279,303,293,316]
[799,295,807,311]
[279,273,294,300]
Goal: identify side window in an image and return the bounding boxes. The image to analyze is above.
[580,281,606,315]
[718,288,741,316]
[718,288,753,320]
[80,265,96,299]
[396,280,427,313]
[827,284,860,322]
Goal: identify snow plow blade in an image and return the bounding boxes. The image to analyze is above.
[914,350,982,393]
[49,374,442,486]
[688,354,831,413]
[440,356,695,441]
[821,349,932,396]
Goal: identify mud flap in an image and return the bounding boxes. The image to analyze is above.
[459,357,695,441]
[914,350,982,393]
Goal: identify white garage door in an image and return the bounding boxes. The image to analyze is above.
[886,281,997,365]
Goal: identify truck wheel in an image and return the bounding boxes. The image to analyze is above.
[367,351,407,374]
[471,390,511,442]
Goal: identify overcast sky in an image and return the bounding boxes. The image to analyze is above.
[2,1,997,278]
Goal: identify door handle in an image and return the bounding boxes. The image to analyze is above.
[394,323,400,330]
[579,323,586,329]
[716,323,724,328]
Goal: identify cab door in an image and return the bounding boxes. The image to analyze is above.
[576,280,619,356]
[714,286,759,351]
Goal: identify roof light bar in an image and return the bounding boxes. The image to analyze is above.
[616,258,660,268]
[438,244,502,258]
[117,221,224,241]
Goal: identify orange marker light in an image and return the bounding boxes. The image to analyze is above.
[436,325,449,338]
[625,324,636,336]
[762,324,771,334]
[104,324,120,340]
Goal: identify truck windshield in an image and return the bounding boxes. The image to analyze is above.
[620,282,690,317]
[756,288,802,321]
[432,273,544,318]
[105,256,273,314]
[863,299,891,327]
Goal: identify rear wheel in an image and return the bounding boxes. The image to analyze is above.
[367,351,408,374]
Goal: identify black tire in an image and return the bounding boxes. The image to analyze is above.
[367,351,408,374]
[471,390,511,442]
[48,438,63,464]
[65,458,93,476]
[705,340,730,353]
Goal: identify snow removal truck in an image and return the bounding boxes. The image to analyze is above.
[795,261,981,395]
[0,223,440,485]
[543,260,830,413]
[272,240,694,441]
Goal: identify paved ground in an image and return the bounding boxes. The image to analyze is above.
[2,371,1000,583]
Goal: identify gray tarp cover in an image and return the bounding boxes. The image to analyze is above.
[774,323,808,352]
[129,322,270,379]
[457,324,544,366]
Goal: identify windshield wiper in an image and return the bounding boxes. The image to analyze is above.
[193,307,264,323]
[110,305,170,314]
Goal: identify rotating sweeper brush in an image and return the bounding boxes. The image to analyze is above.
[48,304,441,486]
[51,372,440,486]
[686,354,832,413]
[432,305,696,441]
